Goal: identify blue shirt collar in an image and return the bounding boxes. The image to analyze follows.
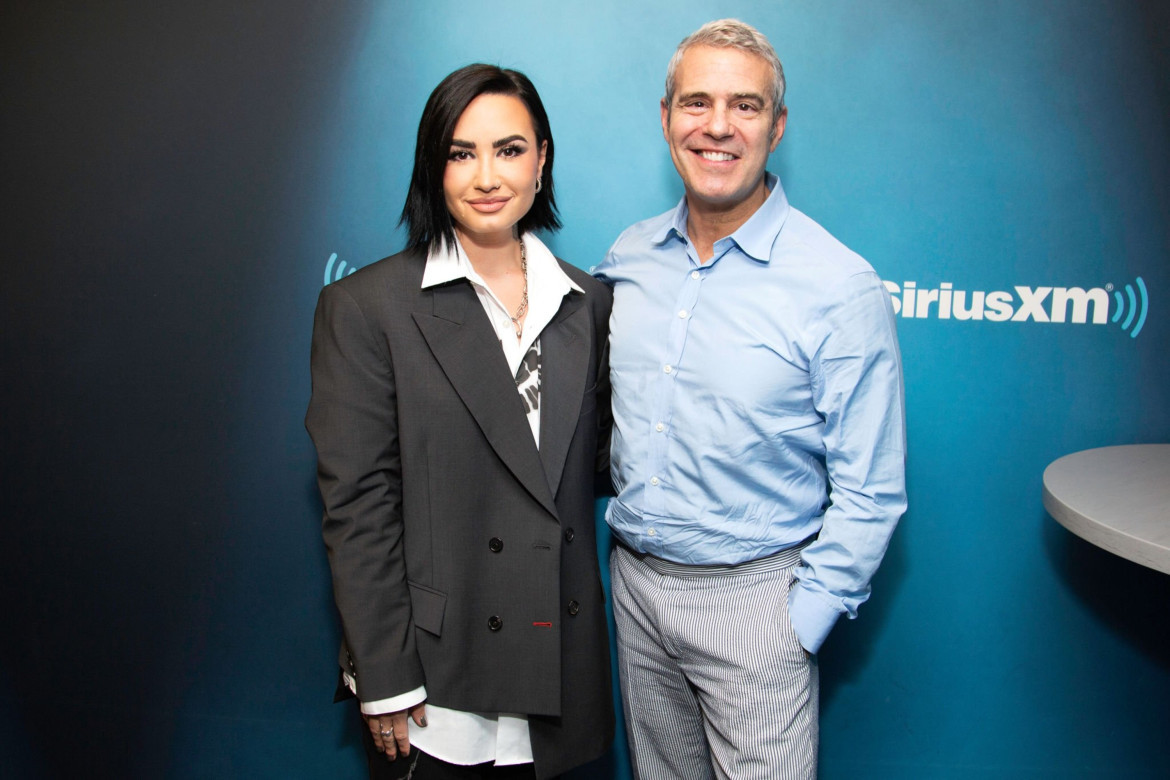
[651,172,791,263]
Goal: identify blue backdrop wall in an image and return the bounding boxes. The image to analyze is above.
[3,1,1168,778]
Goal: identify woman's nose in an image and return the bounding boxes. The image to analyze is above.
[474,157,498,190]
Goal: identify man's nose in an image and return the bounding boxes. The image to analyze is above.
[704,106,733,138]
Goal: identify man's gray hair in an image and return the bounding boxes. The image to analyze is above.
[664,18,786,122]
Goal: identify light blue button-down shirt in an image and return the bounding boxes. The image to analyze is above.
[594,174,907,652]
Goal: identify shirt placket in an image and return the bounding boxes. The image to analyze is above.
[643,249,706,552]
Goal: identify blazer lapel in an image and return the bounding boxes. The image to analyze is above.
[536,292,590,500]
[413,281,558,518]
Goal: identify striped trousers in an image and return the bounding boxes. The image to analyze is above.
[611,544,818,780]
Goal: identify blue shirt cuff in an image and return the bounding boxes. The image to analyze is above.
[788,584,842,654]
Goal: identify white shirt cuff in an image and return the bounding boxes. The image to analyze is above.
[360,685,427,716]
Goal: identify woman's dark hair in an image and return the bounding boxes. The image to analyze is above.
[400,64,560,253]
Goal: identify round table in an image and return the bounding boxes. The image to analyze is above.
[1042,444,1170,574]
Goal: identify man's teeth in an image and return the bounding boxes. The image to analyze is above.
[698,151,735,161]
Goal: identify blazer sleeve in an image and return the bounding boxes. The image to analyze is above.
[305,281,425,702]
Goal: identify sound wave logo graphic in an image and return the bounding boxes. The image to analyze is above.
[324,253,357,286]
[1108,277,1149,338]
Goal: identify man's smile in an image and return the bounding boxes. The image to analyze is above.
[695,150,738,162]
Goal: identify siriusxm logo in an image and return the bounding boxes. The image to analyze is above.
[324,252,357,286]
[883,277,1149,338]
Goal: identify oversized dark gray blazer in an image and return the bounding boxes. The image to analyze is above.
[305,247,614,778]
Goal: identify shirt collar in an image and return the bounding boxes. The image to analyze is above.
[421,232,583,295]
[651,172,791,263]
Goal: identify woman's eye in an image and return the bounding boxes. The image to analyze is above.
[448,150,472,161]
[499,145,525,158]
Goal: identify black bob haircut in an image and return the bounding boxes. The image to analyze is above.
[400,64,561,254]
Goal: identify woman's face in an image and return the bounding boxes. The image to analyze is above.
[443,93,547,249]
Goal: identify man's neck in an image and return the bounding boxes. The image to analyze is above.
[684,181,769,263]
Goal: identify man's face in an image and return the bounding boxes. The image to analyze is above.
[661,45,787,213]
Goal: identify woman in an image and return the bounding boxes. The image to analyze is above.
[306,65,614,780]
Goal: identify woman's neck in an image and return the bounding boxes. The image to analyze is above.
[457,228,528,337]
[458,228,522,277]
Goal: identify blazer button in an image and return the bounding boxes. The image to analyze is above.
[567,600,580,616]
[489,537,504,553]
[488,615,503,631]
[564,527,575,543]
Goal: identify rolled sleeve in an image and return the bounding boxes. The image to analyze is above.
[791,272,907,652]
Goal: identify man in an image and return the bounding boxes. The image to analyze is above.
[593,19,907,780]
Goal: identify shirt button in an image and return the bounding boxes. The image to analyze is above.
[691,270,700,279]
[663,365,673,374]
[650,476,659,486]
[655,422,665,432]
[647,528,657,537]
[678,310,688,319]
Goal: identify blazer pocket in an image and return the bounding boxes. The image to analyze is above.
[408,580,447,637]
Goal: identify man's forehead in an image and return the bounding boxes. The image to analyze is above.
[674,45,772,92]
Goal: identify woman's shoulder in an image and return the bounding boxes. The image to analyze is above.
[353,247,426,281]
[326,247,427,301]
[556,258,612,302]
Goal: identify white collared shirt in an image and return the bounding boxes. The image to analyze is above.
[420,232,582,446]
[353,232,582,767]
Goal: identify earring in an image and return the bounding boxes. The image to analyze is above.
[535,176,543,194]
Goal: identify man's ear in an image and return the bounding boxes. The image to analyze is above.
[770,107,788,152]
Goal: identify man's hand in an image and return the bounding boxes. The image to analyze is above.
[364,702,427,760]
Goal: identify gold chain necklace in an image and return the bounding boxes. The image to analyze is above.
[509,238,528,339]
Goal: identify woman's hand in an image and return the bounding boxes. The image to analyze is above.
[365,702,428,760]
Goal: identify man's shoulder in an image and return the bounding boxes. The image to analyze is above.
[594,207,680,283]
[609,207,678,253]
[782,206,877,279]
